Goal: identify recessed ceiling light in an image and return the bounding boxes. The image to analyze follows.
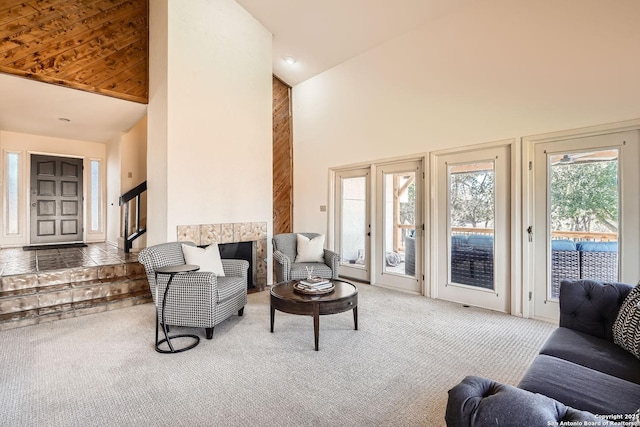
[284,56,296,65]
[58,117,71,122]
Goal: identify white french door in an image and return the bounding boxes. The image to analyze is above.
[531,131,640,322]
[335,168,371,282]
[374,160,422,294]
[432,145,511,313]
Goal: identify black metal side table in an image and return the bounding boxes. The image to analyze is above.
[154,264,200,354]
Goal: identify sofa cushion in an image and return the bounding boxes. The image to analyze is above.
[559,279,633,340]
[552,239,577,251]
[467,234,493,248]
[613,284,640,360]
[519,354,640,415]
[576,241,618,252]
[451,235,468,247]
[446,375,605,427]
[216,276,246,303]
[540,327,640,384]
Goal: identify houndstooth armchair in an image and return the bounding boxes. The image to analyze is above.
[138,241,248,339]
[272,233,340,283]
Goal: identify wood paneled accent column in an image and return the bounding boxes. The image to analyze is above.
[273,76,293,235]
[0,0,148,103]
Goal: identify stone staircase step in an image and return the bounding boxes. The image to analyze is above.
[0,262,150,331]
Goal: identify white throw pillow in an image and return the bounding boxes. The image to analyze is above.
[181,244,225,276]
[295,234,325,263]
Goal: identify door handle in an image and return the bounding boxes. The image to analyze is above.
[31,203,36,207]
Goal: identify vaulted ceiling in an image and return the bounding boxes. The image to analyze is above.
[236,0,473,86]
[0,0,476,142]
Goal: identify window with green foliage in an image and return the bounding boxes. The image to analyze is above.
[551,158,618,234]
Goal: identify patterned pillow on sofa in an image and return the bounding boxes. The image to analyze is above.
[613,284,640,359]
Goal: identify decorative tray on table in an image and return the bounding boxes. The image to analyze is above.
[293,277,335,295]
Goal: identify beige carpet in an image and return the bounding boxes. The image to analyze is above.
[0,283,555,426]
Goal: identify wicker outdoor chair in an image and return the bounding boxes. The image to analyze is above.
[576,241,618,283]
[404,234,416,276]
[138,241,248,339]
[550,240,580,299]
[449,234,494,288]
[272,233,340,283]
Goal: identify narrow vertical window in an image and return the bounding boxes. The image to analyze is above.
[90,160,101,232]
[6,152,20,235]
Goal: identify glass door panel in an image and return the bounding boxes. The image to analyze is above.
[434,145,510,313]
[532,131,639,322]
[548,150,619,300]
[375,160,422,294]
[449,161,495,290]
[335,169,370,281]
[382,171,416,277]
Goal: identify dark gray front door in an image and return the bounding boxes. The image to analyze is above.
[30,155,83,244]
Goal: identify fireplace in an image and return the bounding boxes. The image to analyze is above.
[177,221,267,290]
[218,241,256,289]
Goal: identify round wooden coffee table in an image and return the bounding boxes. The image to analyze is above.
[270,279,358,351]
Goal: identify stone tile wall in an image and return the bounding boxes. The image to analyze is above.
[177,221,268,288]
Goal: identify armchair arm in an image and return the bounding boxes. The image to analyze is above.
[323,249,340,279]
[559,279,633,341]
[155,271,218,292]
[445,376,607,427]
[221,259,249,279]
[273,250,291,283]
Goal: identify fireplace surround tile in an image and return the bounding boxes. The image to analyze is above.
[200,224,222,245]
[177,225,200,245]
[177,221,269,290]
[220,224,235,243]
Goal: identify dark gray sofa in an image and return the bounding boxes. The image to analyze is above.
[445,279,640,426]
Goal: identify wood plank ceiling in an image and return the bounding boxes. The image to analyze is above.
[0,0,148,104]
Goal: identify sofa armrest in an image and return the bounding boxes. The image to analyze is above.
[559,279,633,341]
[273,250,290,266]
[445,376,608,427]
[323,249,340,279]
[273,250,291,283]
[221,259,249,279]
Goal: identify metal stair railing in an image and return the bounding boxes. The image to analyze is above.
[119,181,147,253]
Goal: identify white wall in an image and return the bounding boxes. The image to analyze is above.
[148,0,273,245]
[292,0,640,235]
[147,0,169,247]
[106,116,147,248]
[106,133,121,246]
[0,131,106,246]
